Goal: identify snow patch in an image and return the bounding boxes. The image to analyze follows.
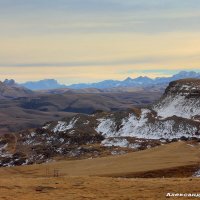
[95,109,199,140]
[95,118,117,136]
[53,118,79,133]
[101,138,140,149]
[42,124,50,129]
[154,95,200,119]
[193,169,200,177]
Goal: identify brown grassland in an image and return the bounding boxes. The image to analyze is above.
[0,141,200,200]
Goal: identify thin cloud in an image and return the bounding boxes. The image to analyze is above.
[0,53,200,67]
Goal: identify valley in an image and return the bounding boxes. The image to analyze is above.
[0,86,162,134]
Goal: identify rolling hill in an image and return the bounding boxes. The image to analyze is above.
[0,90,161,134]
[0,142,200,200]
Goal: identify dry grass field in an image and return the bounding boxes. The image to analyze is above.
[0,141,200,200]
[1,176,200,200]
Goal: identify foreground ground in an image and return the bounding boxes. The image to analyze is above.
[0,176,200,200]
[1,141,200,178]
[0,141,200,199]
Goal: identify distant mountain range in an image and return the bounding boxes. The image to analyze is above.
[67,71,200,89]
[20,79,66,90]
[3,71,200,91]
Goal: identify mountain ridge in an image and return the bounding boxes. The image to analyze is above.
[17,71,200,90]
[20,79,66,90]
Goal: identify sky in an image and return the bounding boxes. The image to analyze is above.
[0,0,200,84]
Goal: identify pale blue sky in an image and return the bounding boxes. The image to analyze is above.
[0,0,200,83]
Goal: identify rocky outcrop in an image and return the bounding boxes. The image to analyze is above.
[153,79,200,119]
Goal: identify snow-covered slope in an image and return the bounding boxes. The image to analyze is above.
[153,79,200,119]
[49,79,200,140]
[95,109,199,139]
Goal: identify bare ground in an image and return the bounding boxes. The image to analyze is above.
[0,142,200,200]
[0,177,200,200]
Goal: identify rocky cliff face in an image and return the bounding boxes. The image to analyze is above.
[153,79,200,119]
[1,79,200,167]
